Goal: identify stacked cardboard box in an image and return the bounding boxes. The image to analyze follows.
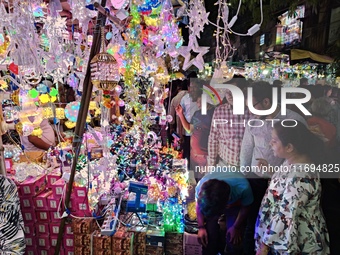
[145,227,165,255]
[18,171,77,255]
[72,218,98,255]
[112,228,134,255]
[93,230,112,255]
[184,232,202,255]
[165,232,183,255]
[128,227,146,255]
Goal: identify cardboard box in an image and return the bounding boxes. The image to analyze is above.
[50,222,61,236]
[24,223,35,236]
[50,235,58,247]
[184,232,200,245]
[72,218,97,234]
[63,236,74,248]
[47,170,61,188]
[64,248,74,255]
[146,228,165,247]
[165,232,183,244]
[50,211,62,222]
[34,190,53,210]
[20,196,34,210]
[25,236,35,247]
[37,234,50,248]
[65,223,73,236]
[72,185,87,199]
[112,230,134,253]
[25,246,37,255]
[145,245,163,255]
[93,230,111,250]
[51,178,66,197]
[74,246,91,255]
[19,174,47,197]
[133,243,146,255]
[47,193,61,211]
[73,234,91,247]
[37,248,65,255]
[38,247,65,255]
[70,197,91,216]
[166,244,183,255]
[113,251,131,255]
[36,210,50,222]
[185,245,202,255]
[93,250,112,255]
[36,223,49,235]
[22,209,37,223]
[128,227,146,244]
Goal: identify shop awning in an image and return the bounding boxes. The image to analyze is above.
[290,49,334,64]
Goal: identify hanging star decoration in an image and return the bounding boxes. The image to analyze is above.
[187,0,209,39]
[177,35,209,71]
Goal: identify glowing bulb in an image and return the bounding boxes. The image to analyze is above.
[115,85,122,94]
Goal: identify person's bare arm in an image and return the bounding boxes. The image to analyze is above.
[196,203,208,247]
[28,135,51,150]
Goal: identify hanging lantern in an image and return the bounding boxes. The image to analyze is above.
[90,27,120,91]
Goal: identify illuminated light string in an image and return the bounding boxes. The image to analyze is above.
[162,198,185,233]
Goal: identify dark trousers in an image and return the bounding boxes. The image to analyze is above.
[202,206,243,255]
[243,176,268,255]
[183,135,191,166]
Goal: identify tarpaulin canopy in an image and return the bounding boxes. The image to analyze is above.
[290,49,334,64]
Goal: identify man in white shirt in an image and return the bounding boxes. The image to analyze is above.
[169,80,188,140]
[178,74,199,163]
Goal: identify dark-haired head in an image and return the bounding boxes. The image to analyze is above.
[273,121,325,165]
[189,79,206,102]
[251,81,275,104]
[198,179,230,217]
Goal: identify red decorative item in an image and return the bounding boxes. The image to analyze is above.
[8,62,18,74]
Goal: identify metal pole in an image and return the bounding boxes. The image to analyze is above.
[54,0,107,254]
[93,2,125,30]
[0,102,6,176]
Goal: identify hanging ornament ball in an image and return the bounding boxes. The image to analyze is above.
[114,85,122,94]
[118,99,125,107]
[65,101,80,122]
[37,84,48,94]
[166,115,173,123]
[106,32,113,40]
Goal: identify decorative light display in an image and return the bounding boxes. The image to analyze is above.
[162,198,184,233]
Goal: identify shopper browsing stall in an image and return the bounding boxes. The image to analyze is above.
[195,173,253,255]
[255,121,329,255]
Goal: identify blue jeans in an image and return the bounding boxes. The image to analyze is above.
[202,206,243,255]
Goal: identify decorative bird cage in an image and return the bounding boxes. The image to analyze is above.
[90,27,120,91]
